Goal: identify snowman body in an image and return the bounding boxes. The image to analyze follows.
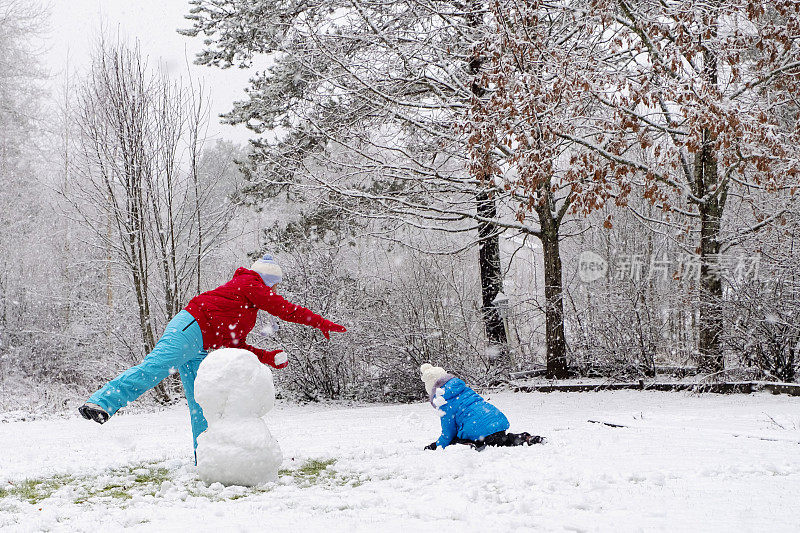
[194,348,283,486]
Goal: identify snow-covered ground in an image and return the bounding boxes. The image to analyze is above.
[1,391,799,532]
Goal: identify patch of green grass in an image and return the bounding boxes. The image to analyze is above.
[104,489,133,500]
[279,458,336,485]
[133,467,169,485]
[280,458,369,488]
[335,472,367,488]
[297,458,337,478]
[74,482,137,504]
[1,457,369,508]
[73,462,171,503]
[1,475,74,504]
[83,463,169,503]
[0,461,173,506]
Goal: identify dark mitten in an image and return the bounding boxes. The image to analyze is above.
[424,442,437,450]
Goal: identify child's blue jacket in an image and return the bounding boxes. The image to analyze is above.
[434,378,510,448]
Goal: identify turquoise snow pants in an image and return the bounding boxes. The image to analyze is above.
[88,310,209,452]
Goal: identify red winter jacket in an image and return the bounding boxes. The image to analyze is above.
[184,267,324,368]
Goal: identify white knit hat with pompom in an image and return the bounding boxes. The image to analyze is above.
[250,254,283,287]
[420,363,447,395]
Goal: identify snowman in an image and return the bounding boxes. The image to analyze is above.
[194,348,283,486]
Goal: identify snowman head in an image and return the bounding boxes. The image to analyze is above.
[195,348,276,421]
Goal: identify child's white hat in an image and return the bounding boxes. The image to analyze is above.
[420,363,447,395]
[251,254,283,287]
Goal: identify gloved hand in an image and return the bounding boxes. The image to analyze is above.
[258,349,288,369]
[318,319,346,340]
[424,442,437,451]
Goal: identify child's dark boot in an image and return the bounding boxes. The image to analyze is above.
[519,432,545,445]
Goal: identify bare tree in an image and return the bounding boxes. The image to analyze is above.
[63,41,236,401]
[0,0,47,372]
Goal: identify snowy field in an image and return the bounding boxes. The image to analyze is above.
[1,391,799,532]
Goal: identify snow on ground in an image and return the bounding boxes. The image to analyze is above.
[1,391,799,532]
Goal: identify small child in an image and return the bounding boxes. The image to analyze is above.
[420,363,544,450]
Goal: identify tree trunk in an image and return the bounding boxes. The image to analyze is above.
[130,252,156,353]
[695,13,725,374]
[130,201,172,403]
[536,198,569,379]
[697,149,725,373]
[476,189,509,362]
[468,1,509,370]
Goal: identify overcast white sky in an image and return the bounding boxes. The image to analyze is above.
[45,0,257,144]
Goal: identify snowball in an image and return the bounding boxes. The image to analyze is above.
[274,351,288,366]
[259,317,280,337]
[485,345,501,360]
[195,348,283,487]
[194,348,275,420]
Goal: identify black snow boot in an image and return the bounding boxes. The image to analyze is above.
[78,403,109,424]
[516,432,545,445]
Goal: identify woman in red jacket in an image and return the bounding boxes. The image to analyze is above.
[79,255,346,451]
